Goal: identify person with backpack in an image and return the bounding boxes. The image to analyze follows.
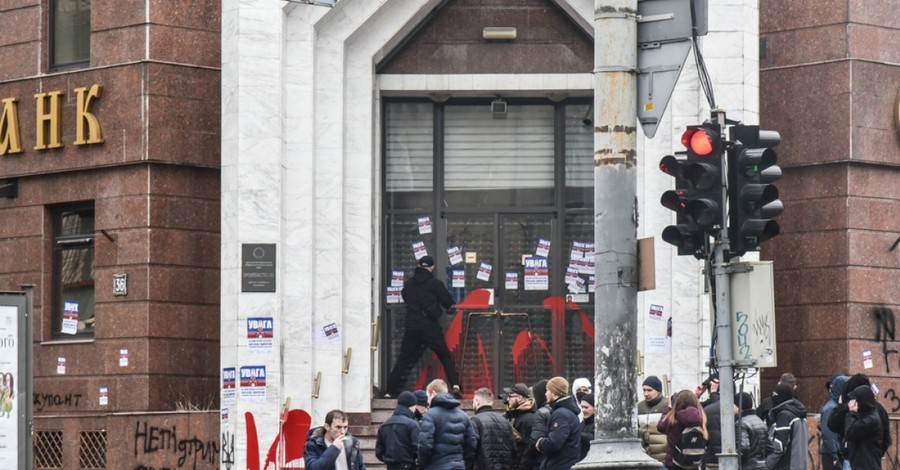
[764,383,808,470]
[657,389,708,469]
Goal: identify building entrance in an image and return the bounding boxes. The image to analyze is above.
[381,99,597,395]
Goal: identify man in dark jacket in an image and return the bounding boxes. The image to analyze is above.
[471,387,516,469]
[376,391,420,470]
[578,393,596,462]
[535,377,581,470]
[827,373,891,461]
[758,373,797,426]
[418,379,477,470]
[702,395,722,468]
[522,379,550,470]
[503,382,537,466]
[765,383,808,470]
[304,409,366,470]
[735,392,767,470]
[844,384,883,470]
[385,256,459,397]
[820,374,848,470]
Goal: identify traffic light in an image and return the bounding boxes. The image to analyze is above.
[659,123,724,257]
[727,125,783,256]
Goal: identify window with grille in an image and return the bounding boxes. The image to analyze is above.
[52,204,96,338]
[79,430,106,469]
[51,0,91,68]
[34,430,63,468]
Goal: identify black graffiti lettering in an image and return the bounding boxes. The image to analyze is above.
[885,389,900,413]
[32,393,82,411]
[133,421,219,468]
[873,307,900,373]
[221,432,234,470]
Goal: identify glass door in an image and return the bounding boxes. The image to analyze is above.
[448,213,557,394]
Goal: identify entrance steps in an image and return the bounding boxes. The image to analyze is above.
[354,397,501,470]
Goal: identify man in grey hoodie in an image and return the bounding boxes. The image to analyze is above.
[765,383,808,470]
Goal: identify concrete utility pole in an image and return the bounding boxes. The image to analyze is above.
[574,0,660,468]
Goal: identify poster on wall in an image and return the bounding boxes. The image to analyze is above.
[447,246,464,266]
[391,271,405,287]
[412,241,428,260]
[222,367,237,405]
[239,366,267,402]
[504,272,518,290]
[476,263,492,282]
[247,317,274,354]
[417,216,433,234]
[61,301,79,335]
[452,270,465,288]
[386,287,402,304]
[524,256,549,291]
[0,305,18,467]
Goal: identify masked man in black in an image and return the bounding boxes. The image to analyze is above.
[384,256,459,397]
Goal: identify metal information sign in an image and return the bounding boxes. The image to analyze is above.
[0,291,30,470]
[242,244,277,292]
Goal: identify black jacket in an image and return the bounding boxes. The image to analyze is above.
[505,400,537,467]
[579,415,594,462]
[376,406,420,466]
[536,396,582,470]
[418,393,477,470]
[402,267,455,330]
[844,385,883,470]
[765,398,808,470]
[703,399,722,466]
[471,406,517,470]
[737,409,767,469]
[827,375,891,458]
[304,426,365,470]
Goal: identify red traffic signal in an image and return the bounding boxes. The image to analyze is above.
[682,127,719,157]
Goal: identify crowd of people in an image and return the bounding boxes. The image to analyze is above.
[299,370,891,469]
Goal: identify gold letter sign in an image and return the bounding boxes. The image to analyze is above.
[74,85,104,145]
[0,98,23,155]
[34,90,63,150]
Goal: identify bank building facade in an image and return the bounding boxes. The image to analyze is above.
[221,0,763,467]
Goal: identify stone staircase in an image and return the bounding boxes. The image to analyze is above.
[353,397,501,469]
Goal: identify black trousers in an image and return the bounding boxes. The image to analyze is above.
[386,326,459,395]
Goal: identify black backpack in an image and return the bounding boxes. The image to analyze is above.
[672,425,706,469]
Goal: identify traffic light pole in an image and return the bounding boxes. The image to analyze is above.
[710,110,739,470]
[573,0,659,468]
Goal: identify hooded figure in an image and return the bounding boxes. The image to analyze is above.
[844,385,883,470]
[819,374,848,469]
[765,383,808,470]
[827,373,892,458]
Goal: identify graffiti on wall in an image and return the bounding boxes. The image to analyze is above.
[133,421,219,469]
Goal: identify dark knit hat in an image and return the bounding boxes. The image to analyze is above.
[532,379,548,408]
[418,256,435,268]
[580,393,595,407]
[734,392,754,411]
[414,390,428,406]
[547,376,569,398]
[397,391,417,407]
[772,382,794,406]
[642,376,663,392]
